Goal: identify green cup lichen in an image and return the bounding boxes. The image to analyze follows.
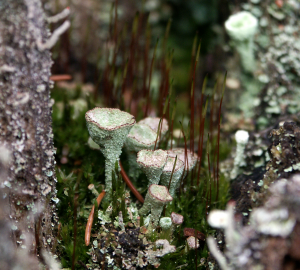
[225,11,258,73]
[125,123,158,180]
[167,148,198,178]
[85,107,135,199]
[139,184,173,231]
[160,156,184,197]
[159,217,172,231]
[137,149,168,187]
[126,124,158,152]
[138,117,169,138]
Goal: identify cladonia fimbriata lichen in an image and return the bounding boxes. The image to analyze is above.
[126,124,158,152]
[125,123,158,180]
[230,130,250,179]
[225,11,258,73]
[207,209,229,229]
[138,117,169,139]
[85,108,135,199]
[159,217,172,231]
[167,148,198,178]
[139,184,173,231]
[137,149,168,187]
[160,156,184,197]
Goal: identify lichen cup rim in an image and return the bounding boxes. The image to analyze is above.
[224,11,258,40]
[138,117,169,136]
[167,148,198,171]
[137,149,168,169]
[162,156,184,173]
[127,123,157,147]
[85,107,136,131]
[148,184,173,203]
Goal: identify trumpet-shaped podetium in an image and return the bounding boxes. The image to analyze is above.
[85,108,135,199]
[126,124,158,152]
[138,117,169,138]
[139,184,173,230]
[137,149,168,187]
[225,11,258,73]
[160,156,184,197]
[230,130,249,179]
[167,148,198,178]
[125,123,158,180]
[159,217,172,240]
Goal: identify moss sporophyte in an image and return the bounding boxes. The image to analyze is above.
[85,108,135,199]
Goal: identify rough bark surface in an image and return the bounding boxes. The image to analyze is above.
[0,0,58,255]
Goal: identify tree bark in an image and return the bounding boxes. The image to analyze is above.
[0,0,58,256]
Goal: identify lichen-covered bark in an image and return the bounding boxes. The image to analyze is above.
[0,146,41,269]
[0,0,58,254]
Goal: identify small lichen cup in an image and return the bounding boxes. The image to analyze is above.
[160,156,184,197]
[138,117,169,139]
[225,11,258,73]
[125,123,158,180]
[167,148,198,179]
[159,217,172,240]
[139,184,173,231]
[137,149,168,187]
[85,107,135,199]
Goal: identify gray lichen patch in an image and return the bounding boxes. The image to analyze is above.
[208,174,300,270]
[0,0,59,252]
[137,149,168,169]
[88,199,175,269]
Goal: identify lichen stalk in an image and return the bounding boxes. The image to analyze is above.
[225,11,258,73]
[85,108,136,199]
[139,184,173,230]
